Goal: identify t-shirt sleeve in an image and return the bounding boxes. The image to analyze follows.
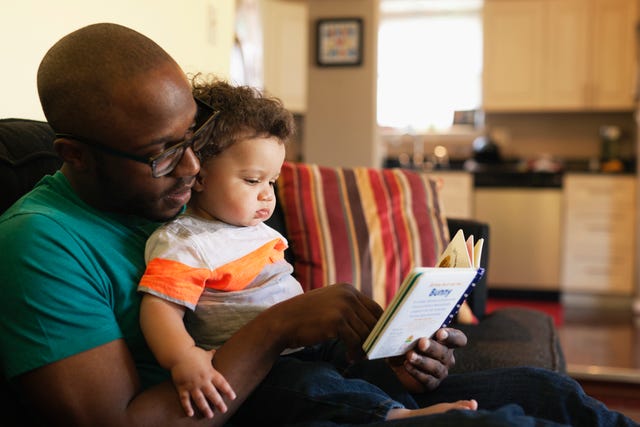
[0,213,123,379]
[139,224,209,310]
[144,223,205,266]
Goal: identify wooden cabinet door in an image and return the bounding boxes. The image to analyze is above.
[483,0,637,111]
[425,172,474,219]
[589,0,637,110]
[483,0,545,110]
[474,188,562,291]
[544,0,589,108]
[561,174,636,295]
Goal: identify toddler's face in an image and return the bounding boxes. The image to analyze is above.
[191,136,285,227]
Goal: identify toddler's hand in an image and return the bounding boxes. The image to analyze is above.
[171,348,236,418]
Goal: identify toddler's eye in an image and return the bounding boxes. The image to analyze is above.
[245,178,260,185]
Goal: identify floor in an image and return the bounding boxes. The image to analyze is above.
[487,296,640,421]
[557,304,640,422]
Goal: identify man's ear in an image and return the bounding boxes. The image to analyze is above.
[53,138,92,172]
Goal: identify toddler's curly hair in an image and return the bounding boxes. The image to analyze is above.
[191,74,295,161]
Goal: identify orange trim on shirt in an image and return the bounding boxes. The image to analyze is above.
[140,258,210,307]
[139,238,287,305]
[205,238,286,291]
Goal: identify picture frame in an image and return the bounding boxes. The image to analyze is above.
[316,18,363,67]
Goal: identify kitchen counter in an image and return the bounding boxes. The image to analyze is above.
[473,171,563,188]
[403,159,639,294]
[471,164,636,188]
[400,158,638,296]
[383,156,636,189]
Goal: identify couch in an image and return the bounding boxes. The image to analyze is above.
[0,118,565,425]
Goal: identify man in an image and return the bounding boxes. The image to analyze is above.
[0,23,636,427]
[0,23,461,426]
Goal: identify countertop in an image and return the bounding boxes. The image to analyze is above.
[383,157,636,188]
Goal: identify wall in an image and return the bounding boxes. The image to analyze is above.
[261,0,308,114]
[0,0,236,120]
[486,112,637,161]
[305,0,381,168]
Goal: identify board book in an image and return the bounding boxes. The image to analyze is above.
[362,229,485,359]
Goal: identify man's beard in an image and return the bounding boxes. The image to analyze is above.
[93,161,155,218]
[93,161,193,221]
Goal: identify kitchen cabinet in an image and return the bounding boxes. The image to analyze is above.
[561,174,636,295]
[426,171,473,219]
[261,0,308,113]
[483,0,637,111]
[474,187,563,291]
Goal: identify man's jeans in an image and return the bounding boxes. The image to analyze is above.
[231,340,639,427]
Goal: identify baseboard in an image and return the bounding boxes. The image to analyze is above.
[568,364,640,385]
[561,292,635,312]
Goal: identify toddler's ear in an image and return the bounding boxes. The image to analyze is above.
[193,173,206,192]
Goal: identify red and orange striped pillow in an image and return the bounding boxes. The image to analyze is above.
[276,162,449,308]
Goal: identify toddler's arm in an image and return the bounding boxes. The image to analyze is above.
[140,294,236,418]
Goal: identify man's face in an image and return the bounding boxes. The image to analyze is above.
[84,64,201,221]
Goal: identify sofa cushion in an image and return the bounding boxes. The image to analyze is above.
[0,118,60,214]
[276,162,449,307]
[453,307,566,373]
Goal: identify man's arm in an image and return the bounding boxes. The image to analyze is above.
[15,340,213,427]
[14,283,382,427]
[211,283,384,423]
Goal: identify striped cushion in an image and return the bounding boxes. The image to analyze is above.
[276,162,449,307]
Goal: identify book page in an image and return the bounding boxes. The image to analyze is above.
[465,234,475,267]
[436,229,471,268]
[473,238,484,269]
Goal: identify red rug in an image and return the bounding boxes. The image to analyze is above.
[486,298,564,326]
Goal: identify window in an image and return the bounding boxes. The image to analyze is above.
[377,0,483,132]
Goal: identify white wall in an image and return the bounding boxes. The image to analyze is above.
[1,0,236,120]
[305,0,381,168]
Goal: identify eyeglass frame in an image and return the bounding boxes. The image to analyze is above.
[55,97,219,178]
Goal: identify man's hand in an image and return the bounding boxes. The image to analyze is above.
[269,283,383,361]
[388,327,467,393]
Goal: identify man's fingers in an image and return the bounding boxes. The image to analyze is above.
[335,285,383,357]
[405,352,448,380]
[434,327,467,348]
[403,357,447,391]
[272,283,384,353]
[415,337,450,363]
[356,289,384,321]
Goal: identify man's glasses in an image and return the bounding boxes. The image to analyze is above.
[55,98,219,178]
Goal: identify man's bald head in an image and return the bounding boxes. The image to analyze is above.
[38,23,179,135]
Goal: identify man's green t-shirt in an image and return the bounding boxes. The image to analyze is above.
[0,171,167,389]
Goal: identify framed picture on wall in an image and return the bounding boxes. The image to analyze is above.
[316,18,363,67]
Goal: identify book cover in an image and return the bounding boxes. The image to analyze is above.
[362,230,485,359]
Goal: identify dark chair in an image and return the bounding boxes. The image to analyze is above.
[0,118,61,213]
